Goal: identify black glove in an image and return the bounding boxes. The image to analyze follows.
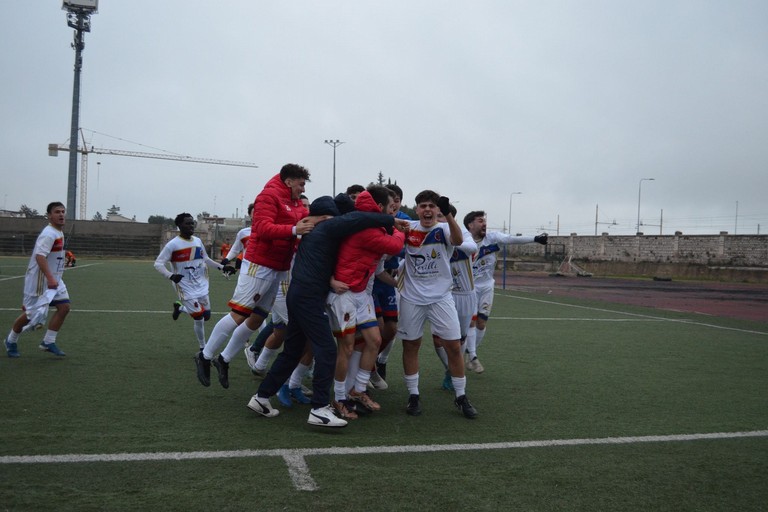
[221,265,236,276]
[220,257,230,266]
[169,274,183,283]
[437,196,451,217]
[534,234,548,245]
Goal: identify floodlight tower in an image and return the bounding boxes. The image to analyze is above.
[62,0,98,219]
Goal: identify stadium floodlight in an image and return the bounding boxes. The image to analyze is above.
[62,0,98,12]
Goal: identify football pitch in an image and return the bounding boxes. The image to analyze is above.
[1,258,767,511]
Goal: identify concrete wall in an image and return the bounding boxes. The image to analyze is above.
[506,232,768,282]
[0,218,163,258]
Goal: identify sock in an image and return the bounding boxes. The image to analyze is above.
[220,322,256,362]
[7,330,19,343]
[377,337,395,364]
[433,345,449,369]
[42,330,58,344]
[475,327,486,350]
[452,376,467,397]
[346,351,362,393]
[404,372,420,395]
[255,346,277,371]
[193,319,206,349]
[250,319,274,352]
[333,379,347,402]
[202,315,238,360]
[465,326,477,358]
[355,368,372,393]
[289,362,310,389]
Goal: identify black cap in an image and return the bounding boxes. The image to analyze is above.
[309,196,340,217]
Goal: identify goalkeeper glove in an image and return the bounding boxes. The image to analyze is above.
[437,196,451,217]
[220,257,230,266]
[221,265,236,276]
[534,234,548,245]
[169,274,183,283]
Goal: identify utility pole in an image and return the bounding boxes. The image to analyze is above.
[324,140,344,196]
[62,1,98,219]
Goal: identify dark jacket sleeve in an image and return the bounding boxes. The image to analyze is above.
[323,211,395,241]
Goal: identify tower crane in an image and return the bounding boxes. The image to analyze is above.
[48,140,258,220]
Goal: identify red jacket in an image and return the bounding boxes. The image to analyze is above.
[244,173,308,271]
[334,191,405,292]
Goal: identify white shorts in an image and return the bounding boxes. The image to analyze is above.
[271,280,290,326]
[397,296,461,341]
[452,291,477,339]
[227,260,285,317]
[475,283,495,321]
[180,295,210,320]
[327,291,355,337]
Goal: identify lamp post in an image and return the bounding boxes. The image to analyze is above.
[324,139,344,196]
[502,191,522,290]
[507,192,522,234]
[62,1,98,220]
[636,178,655,234]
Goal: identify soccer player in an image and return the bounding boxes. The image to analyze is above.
[398,190,478,419]
[196,164,317,389]
[464,210,547,372]
[247,194,407,428]
[5,202,71,358]
[433,205,478,391]
[371,183,411,386]
[328,186,405,417]
[154,213,233,350]
[64,250,76,267]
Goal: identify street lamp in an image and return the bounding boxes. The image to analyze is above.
[62,0,98,220]
[636,178,655,234]
[324,139,344,196]
[508,192,522,234]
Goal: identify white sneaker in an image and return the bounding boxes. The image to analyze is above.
[244,346,258,370]
[247,395,279,418]
[307,405,348,427]
[368,370,389,390]
[467,357,485,374]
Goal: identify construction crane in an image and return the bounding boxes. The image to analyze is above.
[48,139,258,220]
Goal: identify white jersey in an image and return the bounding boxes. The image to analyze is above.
[154,235,216,300]
[472,231,535,290]
[24,224,65,296]
[225,226,251,261]
[450,229,478,294]
[400,221,460,305]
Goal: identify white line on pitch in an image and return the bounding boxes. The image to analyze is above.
[0,263,101,282]
[497,292,768,336]
[1,430,766,492]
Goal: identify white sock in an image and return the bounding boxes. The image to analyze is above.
[466,326,477,358]
[220,322,256,362]
[475,327,486,350]
[404,372,420,395]
[255,346,277,371]
[7,330,19,343]
[355,368,372,393]
[202,315,238,360]
[377,337,396,364]
[333,379,347,402]
[192,319,206,349]
[289,363,311,389]
[434,345,449,369]
[452,376,467,397]
[42,330,58,344]
[346,350,362,393]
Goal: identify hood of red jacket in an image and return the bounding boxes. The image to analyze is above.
[354,190,382,214]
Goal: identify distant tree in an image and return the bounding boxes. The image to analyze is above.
[92,211,104,221]
[376,171,385,185]
[107,204,121,216]
[400,204,416,219]
[148,215,174,226]
[19,204,40,218]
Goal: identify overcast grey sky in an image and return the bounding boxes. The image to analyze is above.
[2,1,767,235]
